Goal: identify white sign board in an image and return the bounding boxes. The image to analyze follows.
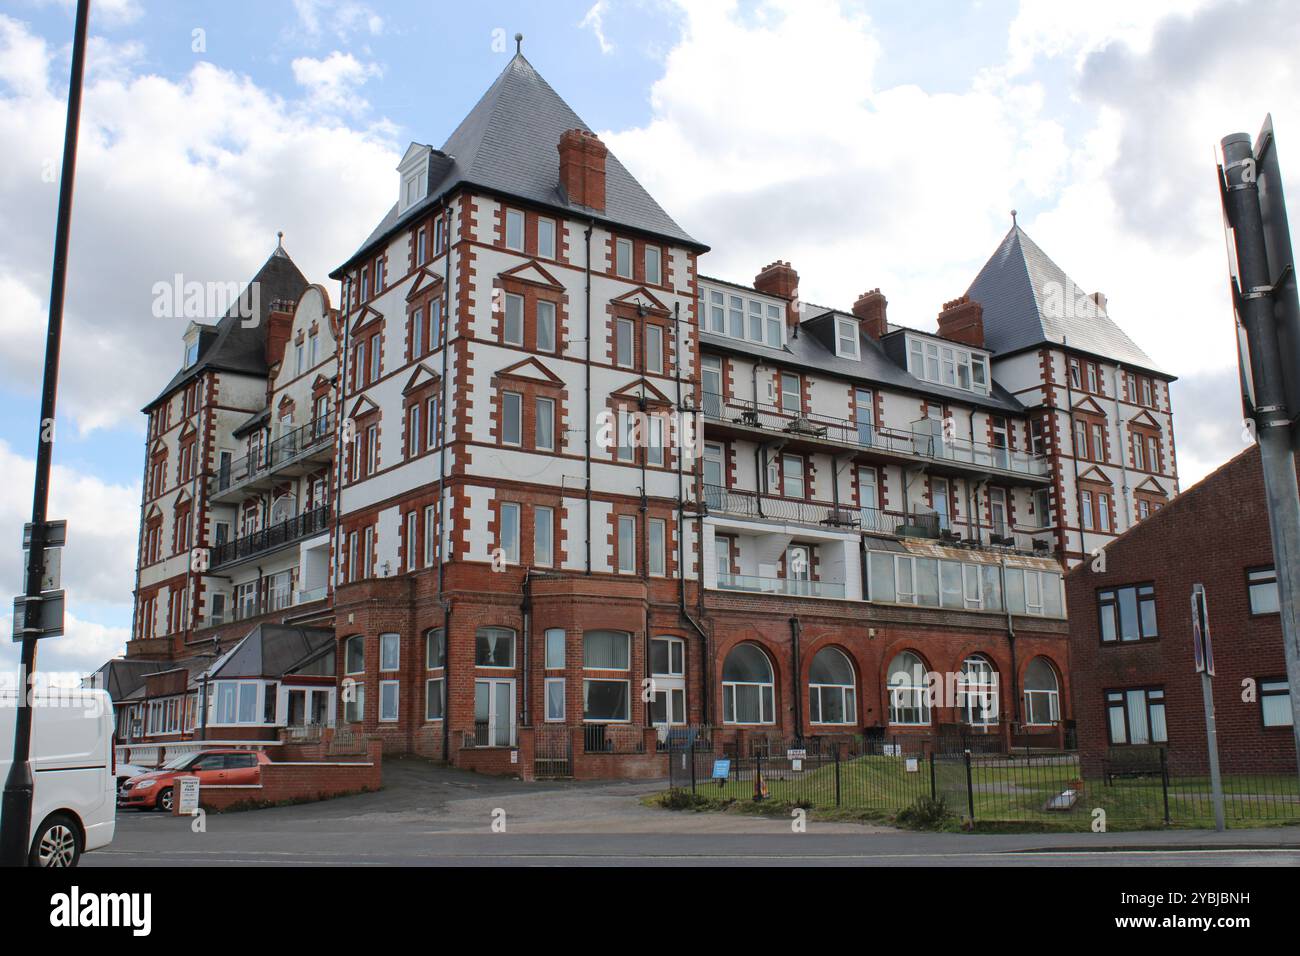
[177,776,200,815]
[906,757,919,773]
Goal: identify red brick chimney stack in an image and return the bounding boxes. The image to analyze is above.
[853,289,888,340]
[558,128,608,213]
[265,299,295,368]
[753,260,800,326]
[935,295,984,348]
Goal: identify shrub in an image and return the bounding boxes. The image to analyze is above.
[896,795,954,830]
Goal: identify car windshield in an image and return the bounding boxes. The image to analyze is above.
[159,753,199,770]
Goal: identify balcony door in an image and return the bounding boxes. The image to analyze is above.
[703,442,724,509]
[989,488,1008,539]
[855,388,874,446]
[787,545,811,595]
[991,417,1010,470]
[702,356,723,418]
[858,466,879,530]
[932,477,950,531]
[649,637,686,736]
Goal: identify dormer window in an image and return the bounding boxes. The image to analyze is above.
[835,317,859,360]
[906,334,989,395]
[699,281,785,350]
[397,142,432,214]
[184,341,199,368]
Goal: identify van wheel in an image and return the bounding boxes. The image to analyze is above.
[157,787,174,813]
[30,814,80,868]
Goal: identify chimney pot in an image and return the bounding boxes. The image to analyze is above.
[753,260,800,326]
[936,295,984,349]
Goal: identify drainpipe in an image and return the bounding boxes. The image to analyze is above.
[789,615,803,741]
[584,220,594,575]
[437,202,453,598]
[1112,362,1132,528]
[331,275,353,595]
[1000,556,1020,724]
[520,569,531,726]
[441,599,452,760]
[1062,337,1083,558]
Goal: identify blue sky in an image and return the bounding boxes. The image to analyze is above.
[1,0,1295,675]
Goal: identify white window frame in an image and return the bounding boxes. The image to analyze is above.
[648,517,666,576]
[644,245,661,284]
[499,502,520,564]
[536,299,556,352]
[615,318,634,368]
[835,317,859,359]
[617,515,636,574]
[379,632,400,672]
[537,217,556,259]
[504,208,525,251]
[534,505,554,567]
[503,293,524,346]
[501,391,522,446]
[615,238,633,278]
[535,397,555,452]
[544,677,566,722]
[379,680,399,723]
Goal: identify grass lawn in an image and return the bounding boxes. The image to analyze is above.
[674,753,1300,831]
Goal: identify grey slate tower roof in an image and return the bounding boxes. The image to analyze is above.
[334,52,704,276]
[966,224,1167,377]
[144,244,310,410]
[206,624,335,681]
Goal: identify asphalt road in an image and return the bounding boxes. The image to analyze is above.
[86,757,1300,867]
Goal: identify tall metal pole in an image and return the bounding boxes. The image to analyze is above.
[1221,132,1300,773]
[1200,669,1226,831]
[0,0,90,867]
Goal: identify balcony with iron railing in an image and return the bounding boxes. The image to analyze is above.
[703,483,1057,557]
[699,391,1049,481]
[209,411,335,501]
[210,503,331,570]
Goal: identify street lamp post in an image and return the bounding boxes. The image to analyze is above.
[0,0,90,868]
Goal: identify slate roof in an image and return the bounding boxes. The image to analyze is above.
[966,224,1167,377]
[333,52,704,277]
[85,658,172,702]
[144,245,310,411]
[699,306,1026,416]
[206,624,335,681]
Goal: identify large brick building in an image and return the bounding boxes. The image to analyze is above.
[1066,444,1296,777]
[104,50,1180,778]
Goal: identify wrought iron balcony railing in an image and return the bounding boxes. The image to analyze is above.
[210,504,331,569]
[210,412,335,497]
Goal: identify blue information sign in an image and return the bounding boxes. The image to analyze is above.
[711,759,731,780]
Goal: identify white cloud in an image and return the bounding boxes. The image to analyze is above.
[581,1,615,55]
[291,0,384,42]
[0,14,399,435]
[30,0,142,30]
[292,50,382,116]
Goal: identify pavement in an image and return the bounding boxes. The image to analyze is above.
[86,756,1300,867]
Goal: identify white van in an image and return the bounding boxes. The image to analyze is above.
[0,688,116,866]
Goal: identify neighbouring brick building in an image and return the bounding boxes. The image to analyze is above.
[100,48,1180,779]
[1066,444,1297,777]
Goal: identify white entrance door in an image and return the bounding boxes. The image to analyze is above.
[650,637,686,736]
[475,679,515,747]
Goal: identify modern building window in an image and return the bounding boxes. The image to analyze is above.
[499,502,520,564]
[475,627,516,668]
[544,628,566,669]
[501,391,522,446]
[617,515,636,574]
[535,397,555,451]
[345,635,364,675]
[343,682,364,723]
[425,677,444,720]
[615,317,634,368]
[645,324,664,374]
[651,636,685,677]
[379,632,400,671]
[886,651,930,725]
[536,299,556,352]
[1023,657,1061,725]
[1261,679,1292,727]
[545,677,565,721]
[615,238,633,278]
[1248,566,1279,615]
[584,630,630,670]
[809,647,856,725]
[907,335,989,395]
[648,518,667,576]
[534,505,554,567]
[644,245,661,284]
[583,679,630,722]
[1106,687,1167,745]
[721,643,775,725]
[503,293,524,346]
[504,208,524,251]
[379,680,399,722]
[958,655,999,726]
[779,372,800,414]
[537,217,556,259]
[1081,490,1094,530]
[1098,584,1158,642]
[782,454,805,498]
[423,505,436,567]
[835,318,859,359]
[425,627,445,669]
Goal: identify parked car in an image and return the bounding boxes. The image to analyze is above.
[0,689,116,867]
[118,749,271,812]
[115,763,149,796]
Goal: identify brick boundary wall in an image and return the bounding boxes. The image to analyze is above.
[177,738,383,812]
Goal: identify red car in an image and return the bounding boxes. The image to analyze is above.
[118,749,271,811]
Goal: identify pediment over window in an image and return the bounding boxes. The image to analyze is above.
[610,376,673,406]
[402,363,442,394]
[497,259,565,291]
[610,285,670,316]
[406,267,445,301]
[1129,409,1161,430]
[1134,476,1168,496]
[349,305,384,335]
[493,356,564,387]
[347,395,380,419]
[1071,395,1107,417]
[1077,465,1112,485]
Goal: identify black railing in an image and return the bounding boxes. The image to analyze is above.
[700,391,1048,478]
[211,411,335,495]
[582,723,646,754]
[210,504,330,568]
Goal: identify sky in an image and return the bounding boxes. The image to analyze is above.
[0,0,1293,677]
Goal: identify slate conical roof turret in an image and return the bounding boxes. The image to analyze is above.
[966,224,1165,375]
[336,52,703,276]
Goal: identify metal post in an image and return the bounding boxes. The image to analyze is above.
[964,749,975,823]
[689,736,696,795]
[834,747,841,807]
[1200,671,1227,831]
[1160,746,1171,826]
[930,751,937,800]
[0,0,89,868]
[1221,132,1300,776]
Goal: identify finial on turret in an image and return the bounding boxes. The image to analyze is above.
[1010,209,1018,226]
[515,32,523,55]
